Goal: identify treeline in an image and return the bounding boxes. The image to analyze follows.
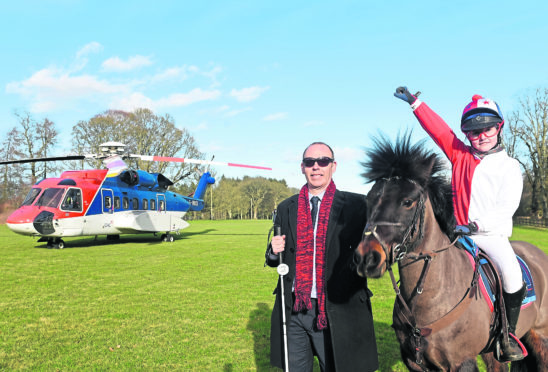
[0,108,298,219]
[2,87,548,221]
[184,176,299,221]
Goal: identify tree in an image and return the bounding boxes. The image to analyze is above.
[14,112,59,184]
[0,128,25,204]
[506,88,548,218]
[71,108,205,187]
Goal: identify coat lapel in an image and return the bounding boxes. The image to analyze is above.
[326,190,343,251]
[289,196,298,248]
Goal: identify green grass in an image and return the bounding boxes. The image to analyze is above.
[0,223,546,371]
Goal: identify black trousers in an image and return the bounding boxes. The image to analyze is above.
[287,298,335,372]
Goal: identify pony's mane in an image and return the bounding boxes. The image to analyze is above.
[361,133,456,238]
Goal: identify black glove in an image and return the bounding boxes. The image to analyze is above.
[394,86,418,105]
[455,222,478,235]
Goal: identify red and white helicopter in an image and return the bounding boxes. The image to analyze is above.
[1,142,271,248]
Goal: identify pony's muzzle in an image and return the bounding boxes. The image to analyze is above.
[356,237,387,278]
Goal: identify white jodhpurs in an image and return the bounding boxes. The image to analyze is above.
[472,234,523,293]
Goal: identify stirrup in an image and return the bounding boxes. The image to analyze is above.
[495,333,527,362]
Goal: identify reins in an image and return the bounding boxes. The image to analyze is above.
[367,177,481,369]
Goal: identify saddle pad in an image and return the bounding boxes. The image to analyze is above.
[458,236,535,309]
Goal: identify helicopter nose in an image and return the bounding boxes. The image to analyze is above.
[6,222,38,235]
[6,208,40,236]
[33,211,56,235]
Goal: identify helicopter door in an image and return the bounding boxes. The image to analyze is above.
[101,189,114,214]
[157,194,166,214]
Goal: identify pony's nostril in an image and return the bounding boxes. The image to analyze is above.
[365,251,381,272]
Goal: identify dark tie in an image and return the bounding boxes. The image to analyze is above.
[311,196,320,227]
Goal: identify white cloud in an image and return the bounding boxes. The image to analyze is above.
[111,88,222,111]
[225,107,251,117]
[110,92,154,111]
[155,88,221,108]
[150,66,190,83]
[76,42,103,59]
[230,86,269,102]
[6,67,129,112]
[102,55,153,72]
[303,120,324,127]
[263,112,288,121]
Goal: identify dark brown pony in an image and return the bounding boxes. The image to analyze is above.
[355,134,548,371]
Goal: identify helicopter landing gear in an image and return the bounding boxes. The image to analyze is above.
[47,238,65,249]
[161,233,174,243]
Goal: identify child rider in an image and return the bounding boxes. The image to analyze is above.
[394,87,526,362]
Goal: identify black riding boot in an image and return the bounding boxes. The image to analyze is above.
[498,284,527,362]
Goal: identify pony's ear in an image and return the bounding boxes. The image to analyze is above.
[417,155,436,187]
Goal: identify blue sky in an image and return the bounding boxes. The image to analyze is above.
[2,0,548,194]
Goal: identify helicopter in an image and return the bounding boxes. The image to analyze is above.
[1,142,271,248]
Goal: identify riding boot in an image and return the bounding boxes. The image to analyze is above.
[498,284,527,362]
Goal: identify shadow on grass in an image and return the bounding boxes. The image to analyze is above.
[245,302,404,372]
[247,302,278,371]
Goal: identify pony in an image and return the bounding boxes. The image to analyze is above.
[354,134,548,371]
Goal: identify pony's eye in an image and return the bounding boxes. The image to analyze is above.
[402,199,413,208]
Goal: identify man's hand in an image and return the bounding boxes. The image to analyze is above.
[394,86,417,104]
[271,235,286,254]
[455,222,478,236]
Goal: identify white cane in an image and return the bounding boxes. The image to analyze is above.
[274,225,290,372]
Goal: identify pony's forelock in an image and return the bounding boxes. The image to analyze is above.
[361,132,456,238]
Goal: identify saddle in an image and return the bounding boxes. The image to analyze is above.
[457,236,535,357]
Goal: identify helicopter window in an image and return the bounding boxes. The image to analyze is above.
[22,188,42,206]
[159,200,165,211]
[104,196,112,210]
[132,198,139,210]
[114,196,121,210]
[61,188,82,211]
[150,199,156,210]
[35,188,65,208]
[122,197,129,209]
[142,199,148,210]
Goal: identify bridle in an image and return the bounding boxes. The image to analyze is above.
[363,177,426,267]
[363,176,478,370]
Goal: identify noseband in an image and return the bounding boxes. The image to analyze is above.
[363,177,426,267]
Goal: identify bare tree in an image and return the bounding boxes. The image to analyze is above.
[506,88,548,218]
[0,128,25,204]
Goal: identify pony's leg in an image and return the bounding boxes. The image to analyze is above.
[455,358,479,371]
[513,329,548,372]
[481,353,508,372]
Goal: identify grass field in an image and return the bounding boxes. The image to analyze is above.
[0,221,546,371]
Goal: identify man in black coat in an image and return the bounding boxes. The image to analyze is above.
[265,142,378,371]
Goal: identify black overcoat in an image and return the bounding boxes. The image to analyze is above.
[266,190,379,371]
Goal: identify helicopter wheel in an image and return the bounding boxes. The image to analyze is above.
[47,238,54,249]
[161,234,174,243]
[54,238,65,249]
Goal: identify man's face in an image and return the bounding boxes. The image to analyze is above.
[301,143,337,195]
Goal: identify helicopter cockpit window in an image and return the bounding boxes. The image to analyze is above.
[22,188,42,206]
[61,188,82,212]
[35,188,65,208]
[142,198,148,210]
[114,196,121,210]
[132,198,138,210]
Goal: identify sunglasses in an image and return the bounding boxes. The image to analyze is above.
[465,123,502,141]
[302,157,334,167]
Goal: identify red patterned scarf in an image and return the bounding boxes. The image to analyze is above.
[293,180,336,330]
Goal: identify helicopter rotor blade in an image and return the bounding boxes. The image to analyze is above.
[0,155,92,165]
[129,155,272,170]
